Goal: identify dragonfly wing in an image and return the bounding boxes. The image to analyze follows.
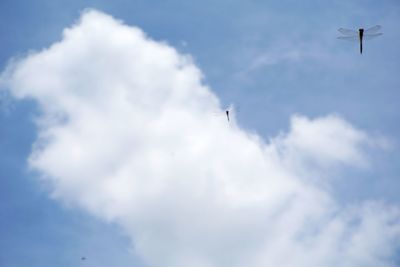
[363,33,383,40]
[337,36,359,42]
[364,25,382,34]
[338,28,358,36]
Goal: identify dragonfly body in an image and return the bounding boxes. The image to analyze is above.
[338,25,382,54]
[359,28,364,54]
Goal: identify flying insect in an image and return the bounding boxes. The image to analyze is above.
[338,25,382,54]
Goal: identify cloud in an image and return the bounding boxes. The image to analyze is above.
[1,10,400,267]
[249,49,302,69]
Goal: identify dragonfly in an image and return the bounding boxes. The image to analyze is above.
[211,105,239,123]
[337,25,382,54]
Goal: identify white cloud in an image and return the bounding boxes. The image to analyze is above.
[269,115,378,182]
[1,10,400,267]
[249,49,302,69]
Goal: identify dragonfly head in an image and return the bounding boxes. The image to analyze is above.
[359,28,364,34]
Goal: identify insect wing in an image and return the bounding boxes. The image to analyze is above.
[363,33,383,40]
[364,25,382,34]
[337,36,359,42]
[338,28,358,36]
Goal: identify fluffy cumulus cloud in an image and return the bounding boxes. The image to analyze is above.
[1,10,400,267]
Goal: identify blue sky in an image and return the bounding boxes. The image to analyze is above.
[1,1,400,267]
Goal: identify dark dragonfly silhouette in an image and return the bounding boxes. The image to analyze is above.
[337,25,382,54]
[211,105,239,123]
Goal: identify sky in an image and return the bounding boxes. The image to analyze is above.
[1,1,400,267]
